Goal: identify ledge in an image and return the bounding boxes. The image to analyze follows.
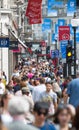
[0,8,12,14]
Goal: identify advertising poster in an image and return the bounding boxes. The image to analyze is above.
[59,26,70,41]
[67,0,76,16]
[48,0,57,17]
[25,0,42,24]
[60,41,68,59]
[55,24,59,34]
[52,33,55,44]
[58,19,65,26]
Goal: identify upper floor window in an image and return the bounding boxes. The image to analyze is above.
[0,0,3,8]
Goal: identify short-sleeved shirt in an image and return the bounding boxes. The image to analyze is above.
[39,91,57,114]
[32,84,46,103]
[67,78,79,107]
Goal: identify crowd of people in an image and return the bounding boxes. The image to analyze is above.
[0,58,79,130]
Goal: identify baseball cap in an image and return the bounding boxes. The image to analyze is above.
[21,87,30,93]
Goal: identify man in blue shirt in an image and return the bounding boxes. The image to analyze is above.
[67,71,79,107]
[32,102,56,130]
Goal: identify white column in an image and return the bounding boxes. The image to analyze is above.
[1,16,9,81]
[2,48,9,80]
[0,48,2,76]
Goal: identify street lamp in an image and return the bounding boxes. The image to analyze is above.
[71,14,79,77]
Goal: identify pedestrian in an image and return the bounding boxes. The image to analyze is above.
[67,71,79,107]
[67,104,76,128]
[0,78,5,95]
[53,79,61,99]
[21,87,34,110]
[13,77,21,94]
[32,78,46,102]
[1,91,13,124]
[7,96,39,130]
[53,104,72,130]
[39,82,57,115]
[60,88,69,104]
[33,102,56,130]
[12,65,19,77]
[6,80,14,94]
[21,87,34,123]
[73,106,79,130]
[1,72,7,86]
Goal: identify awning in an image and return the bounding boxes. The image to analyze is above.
[10,29,28,49]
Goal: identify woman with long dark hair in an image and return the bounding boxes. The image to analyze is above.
[53,104,72,130]
[73,106,79,130]
[0,91,13,124]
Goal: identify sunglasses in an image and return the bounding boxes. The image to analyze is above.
[37,111,48,116]
[26,92,29,94]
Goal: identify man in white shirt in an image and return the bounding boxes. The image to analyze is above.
[0,78,5,94]
[39,82,57,115]
[32,78,46,102]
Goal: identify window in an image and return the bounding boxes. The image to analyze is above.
[0,0,3,8]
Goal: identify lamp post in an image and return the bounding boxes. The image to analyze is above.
[55,39,57,50]
[73,26,77,77]
[71,14,79,77]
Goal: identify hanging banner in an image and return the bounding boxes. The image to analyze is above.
[55,49,59,58]
[26,0,31,17]
[25,0,42,24]
[52,33,58,44]
[29,16,42,24]
[52,1,63,8]
[51,50,59,59]
[51,50,55,59]
[42,18,51,32]
[55,24,59,34]
[76,33,79,43]
[48,0,55,7]
[68,24,73,34]
[26,0,42,17]
[52,33,55,44]
[48,9,57,17]
[60,41,68,59]
[60,40,73,58]
[47,0,64,17]
[58,19,65,26]
[67,0,76,16]
[48,0,57,17]
[59,26,70,41]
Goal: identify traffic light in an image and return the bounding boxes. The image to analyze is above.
[66,43,72,63]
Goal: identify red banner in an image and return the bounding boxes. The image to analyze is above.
[59,26,70,41]
[26,0,31,17]
[25,0,42,24]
